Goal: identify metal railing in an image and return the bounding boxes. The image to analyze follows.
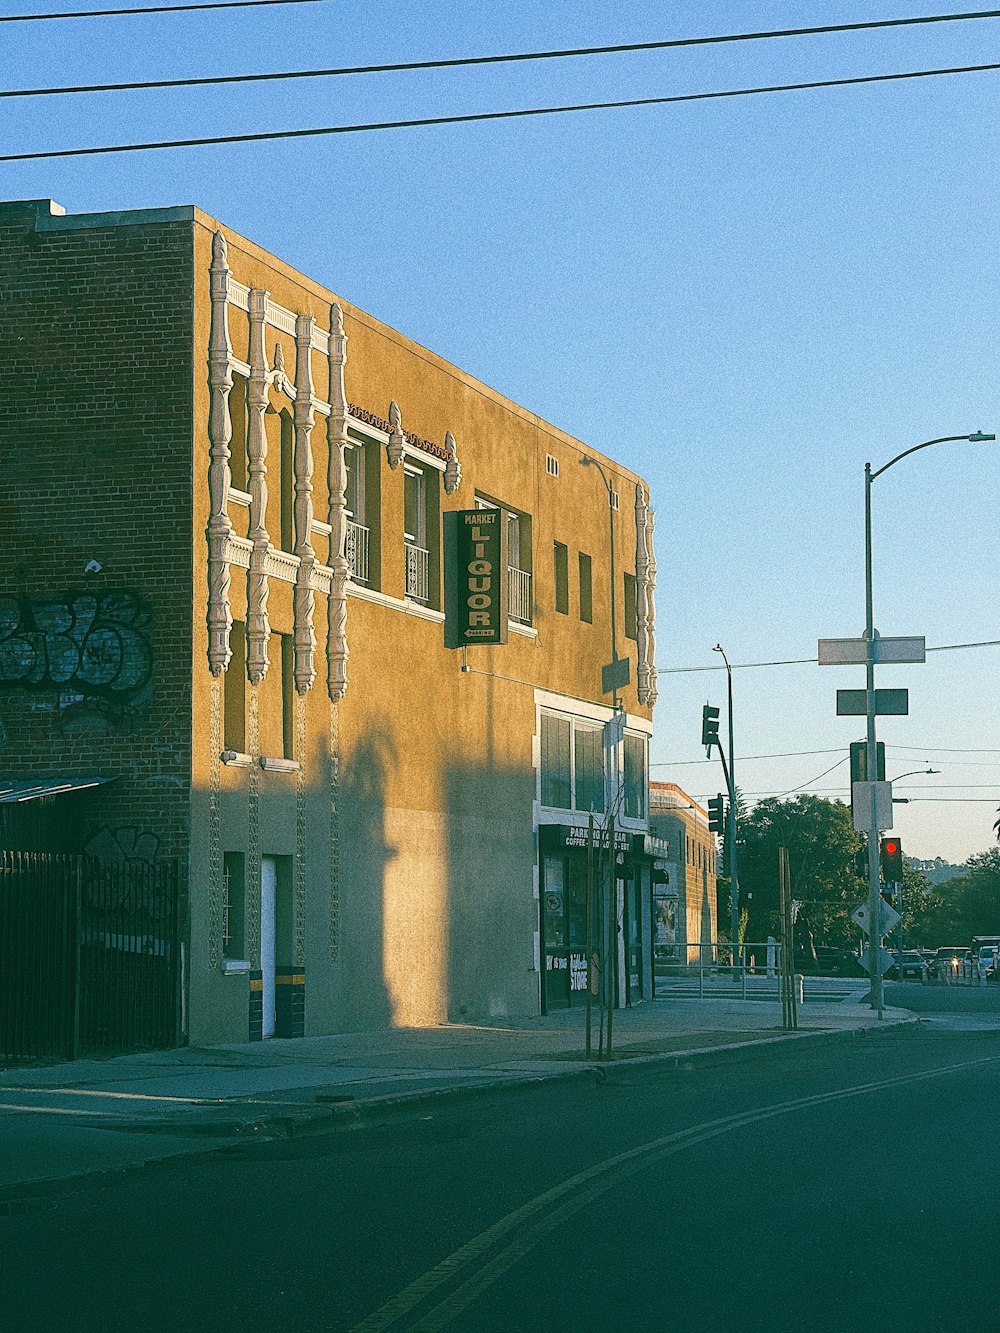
[345,518,370,584]
[508,565,532,624]
[405,541,429,603]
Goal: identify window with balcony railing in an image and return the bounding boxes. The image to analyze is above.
[476,496,533,626]
[404,466,430,604]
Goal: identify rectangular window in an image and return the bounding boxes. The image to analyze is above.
[477,495,533,625]
[280,411,294,552]
[579,552,593,624]
[343,440,370,584]
[404,464,434,604]
[573,724,605,814]
[540,713,572,809]
[230,375,248,491]
[224,620,247,753]
[222,851,246,959]
[554,542,569,615]
[624,572,638,641]
[624,732,647,821]
[281,633,294,760]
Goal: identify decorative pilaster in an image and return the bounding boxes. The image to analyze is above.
[326,303,350,701]
[386,399,405,470]
[635,482,652,705]
[208,676,223,969]
[645,506,659,706]
[293,314,317,693]
[329,700,341,964]
[443,430,462,494]
[246,288,271,685]
[207,231,234,675]
[246,689,261,967]
[294,693,307,968]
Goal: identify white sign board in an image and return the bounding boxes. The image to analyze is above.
[852,781,894,833]
[818,636,926,666]
[859,944,896,978]
[851,897,901,939]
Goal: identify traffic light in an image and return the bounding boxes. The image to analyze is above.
[708,793,726,835]
[880,836,904,883]
[701,703,720,752]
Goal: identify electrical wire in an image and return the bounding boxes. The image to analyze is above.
[658,638,1000,673]
[6,8,1000,95]
[5,60,1000,162]
[0,0,326,19]
[777,757,850,797]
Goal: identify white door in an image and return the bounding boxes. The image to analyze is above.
[260,857,277,1039]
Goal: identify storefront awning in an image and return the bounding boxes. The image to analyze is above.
[0,777,116,804]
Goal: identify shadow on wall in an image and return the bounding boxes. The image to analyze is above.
[338,723,398,1030]
[444,756,537,1025]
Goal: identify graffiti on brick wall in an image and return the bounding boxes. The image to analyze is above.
[0,592,152,701]
[84,825,160,865]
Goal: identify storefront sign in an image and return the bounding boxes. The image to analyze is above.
[444,509,509,648]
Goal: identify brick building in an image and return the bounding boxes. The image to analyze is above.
[649,782,718,965]
[0,197,659,1046]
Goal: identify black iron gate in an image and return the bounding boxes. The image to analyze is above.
[0,852,181,1064]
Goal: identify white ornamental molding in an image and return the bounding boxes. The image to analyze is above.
[246,288,272,686]
[635,481,651,704]
[207,231,234,676]
[292,313,317,693]
[645,505,659,706]
[386,399,405,470]
[443,430,462,494]
[327,303,350,701]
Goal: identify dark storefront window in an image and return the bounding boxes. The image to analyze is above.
[540,714,572,809]
[623,732,647,820]
[573,724,605,815]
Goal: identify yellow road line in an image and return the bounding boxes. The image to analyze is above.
[350,1052,1000,1331]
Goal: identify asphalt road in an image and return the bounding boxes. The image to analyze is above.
[3,1023,999,1332]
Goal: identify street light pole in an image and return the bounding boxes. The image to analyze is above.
[580,454,621,1040]
[862,431,994,1016]
[713,644,739,970]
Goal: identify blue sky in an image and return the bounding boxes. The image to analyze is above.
[5,1,998,860]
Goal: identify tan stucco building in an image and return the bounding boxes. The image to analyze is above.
[649,782,718,966]
[1,197,660,1047]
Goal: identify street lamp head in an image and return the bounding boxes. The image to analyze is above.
[968,431,996,443]
[712,644,723,654]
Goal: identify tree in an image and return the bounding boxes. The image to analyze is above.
[738,794,860,948]
[933,847,1000,941]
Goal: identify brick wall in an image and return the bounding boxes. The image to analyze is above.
[0,201,195,863]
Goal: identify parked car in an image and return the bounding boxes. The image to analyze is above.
[973,945,998,980]
[885,951,927,981]
[931,946,969,982]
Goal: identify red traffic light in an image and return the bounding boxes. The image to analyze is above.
[884,840,899,855]
[880,836,904,881]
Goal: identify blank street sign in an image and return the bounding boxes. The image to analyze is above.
[818,636,925,665]
[837,688,909,716]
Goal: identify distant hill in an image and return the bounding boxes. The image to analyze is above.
[906,856,966,886]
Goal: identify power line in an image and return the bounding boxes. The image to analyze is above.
[0,0,326,20]
[659,638,1000,674]
[652,747,845,767]
[5,59,1000,163]
[886,743,1000,753]
[777,756,850,797]
[7,8,1000,96]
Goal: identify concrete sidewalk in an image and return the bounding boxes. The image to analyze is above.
[0,996,913,1181]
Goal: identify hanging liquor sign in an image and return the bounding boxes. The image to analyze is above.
[444,509,509,648]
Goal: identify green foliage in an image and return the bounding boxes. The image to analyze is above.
[738,794,860,947]
[932,846,1000,941]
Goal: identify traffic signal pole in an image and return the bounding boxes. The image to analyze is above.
[864,463,884,1018]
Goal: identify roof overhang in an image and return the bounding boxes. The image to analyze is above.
[0,777,116,804]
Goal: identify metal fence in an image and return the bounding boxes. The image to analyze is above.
[0,852,181,1065]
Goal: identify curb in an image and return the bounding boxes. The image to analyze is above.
[26,1014,920,1141]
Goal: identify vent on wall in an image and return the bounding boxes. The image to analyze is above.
[611,490,620,510]
[545,454,559,477]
